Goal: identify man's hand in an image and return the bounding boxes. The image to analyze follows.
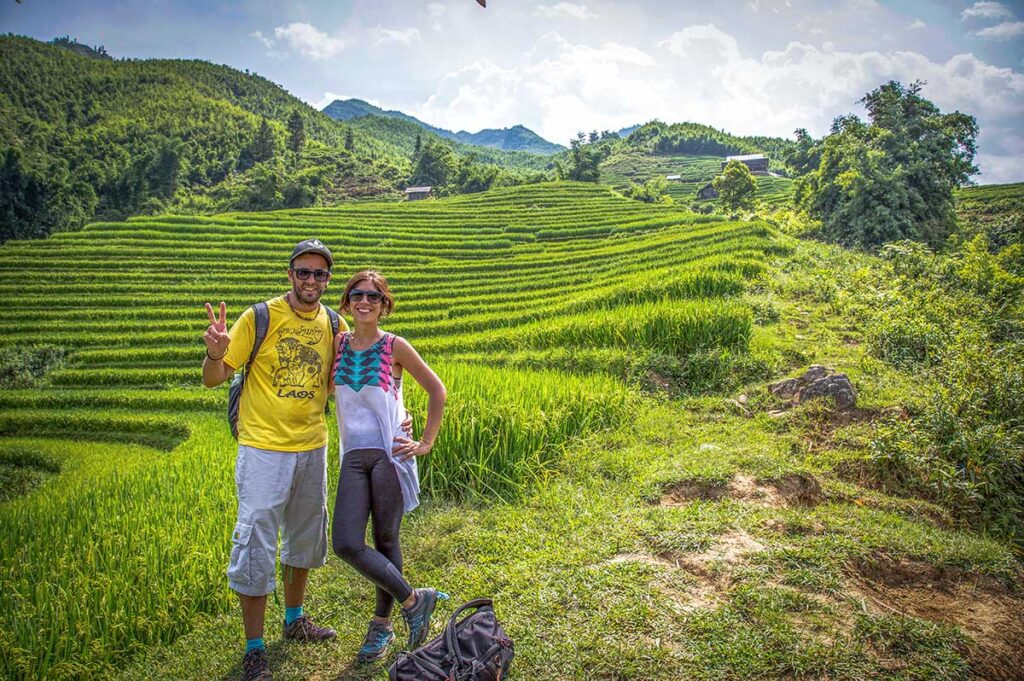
[203,301,230,359]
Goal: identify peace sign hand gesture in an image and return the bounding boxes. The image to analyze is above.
[203,301,230,360]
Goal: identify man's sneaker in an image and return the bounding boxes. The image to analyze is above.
[241,648,272,681]
[401,588,449,650]
[357,619,395,663]
[282,613,337,642]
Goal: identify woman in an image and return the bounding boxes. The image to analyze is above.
[329,269,447,663]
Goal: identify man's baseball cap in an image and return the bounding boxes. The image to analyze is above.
[290,239,333,268]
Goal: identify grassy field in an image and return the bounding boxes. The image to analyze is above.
[1,182,1021,680]
[602,152,796,207]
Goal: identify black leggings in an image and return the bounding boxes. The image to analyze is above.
[332,447,412,618]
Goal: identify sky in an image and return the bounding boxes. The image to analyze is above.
[3,0,1024,183]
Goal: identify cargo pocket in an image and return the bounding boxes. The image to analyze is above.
[226,521,254,586]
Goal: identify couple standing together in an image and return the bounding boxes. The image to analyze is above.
[201,239,447,681]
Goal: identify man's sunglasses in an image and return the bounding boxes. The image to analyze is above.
[291,268,331,282]
[348,289,384,303]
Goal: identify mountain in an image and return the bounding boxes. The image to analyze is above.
[0,36,552,243]
[323,98,565,155]
[0,35,415,241]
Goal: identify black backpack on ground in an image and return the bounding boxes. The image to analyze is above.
[227,302,340,440]
[389,598,514,681]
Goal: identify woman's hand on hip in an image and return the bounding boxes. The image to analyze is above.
[392,436,432,462]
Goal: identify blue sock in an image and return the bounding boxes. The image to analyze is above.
[245,637,265,653]
[285,605,303,625]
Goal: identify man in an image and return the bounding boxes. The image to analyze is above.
[202,239,343,681]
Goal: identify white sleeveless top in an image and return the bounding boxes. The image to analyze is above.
[332,332,420,513]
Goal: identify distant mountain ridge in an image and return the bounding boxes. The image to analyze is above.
[323,98,566,155]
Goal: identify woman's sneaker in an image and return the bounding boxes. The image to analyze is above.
[357,619,395,662]
[401,588,449,649]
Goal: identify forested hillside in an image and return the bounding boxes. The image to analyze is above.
[0,35,554,243]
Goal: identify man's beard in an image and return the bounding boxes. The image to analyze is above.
[292,281,322,305]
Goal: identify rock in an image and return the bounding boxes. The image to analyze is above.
[768,365,858,410]
[768,377,801,400]
[802,365,829,382]
[797,373,857,409]
[737,394,748,405]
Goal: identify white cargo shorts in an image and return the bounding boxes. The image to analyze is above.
[227,444,328,597]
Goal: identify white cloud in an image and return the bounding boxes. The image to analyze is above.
[747,0,792,13]
[427,3,446,31]
[414,27,1024,182]
[415,33,661,143]
[369,26,422,47]
[975,20,1024,38]
[908,19,926,29]
[961,2,1013,20]
[251,31,274,49]
[273,22,345,60]
[533,3,599,21]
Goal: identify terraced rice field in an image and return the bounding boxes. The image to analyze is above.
[602,152,795,206]
[0,182,783,678]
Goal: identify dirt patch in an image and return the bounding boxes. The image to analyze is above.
[679,529,766,572]
[661,473,823,508]
[660,479,729,504]
[800,406,903,454]
[604,530,770,615]
[600,551,725,613]
[849,554,1024,680]
[730,473,824,507]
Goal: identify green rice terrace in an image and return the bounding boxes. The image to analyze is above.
[1,182,1021,680]
[602,152,795,207]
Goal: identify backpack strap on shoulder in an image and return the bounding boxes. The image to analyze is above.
[324,305,340,337]
[246,302,270,375]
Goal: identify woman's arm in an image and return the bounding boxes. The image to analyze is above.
[327,331,344,393]
[391,336,446,462]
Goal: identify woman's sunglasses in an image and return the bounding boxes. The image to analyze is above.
[348,289,384,303]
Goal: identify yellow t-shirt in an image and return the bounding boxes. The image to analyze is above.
[223,296,348,452]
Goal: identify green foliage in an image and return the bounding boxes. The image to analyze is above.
[286,110,305,156]
[0,345,68,388]
[409,138,459,191]
[865,234,1024,550]
[623,121,793,163]
[624,176,672,204]
[556,132,605,182]
[796,81,978,250]
[713,160,758,211]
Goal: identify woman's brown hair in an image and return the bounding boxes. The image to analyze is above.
[339,270,395,319]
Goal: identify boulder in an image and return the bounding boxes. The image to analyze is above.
[768,365,857,409]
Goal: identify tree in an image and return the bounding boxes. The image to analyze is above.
[625,176,672,205]
[414,134,422,155]
[249,118,276,164]
[796,80,978,250]
[344,129,355,152]
[784,128,821,176]
[556,132,602,183]
[713,160,757,211]
[287,111,306,156]
[147,138,182,200]
[409,139,458,191]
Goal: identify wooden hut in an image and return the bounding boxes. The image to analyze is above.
[404,186,432,201]
[697,183,719,200]
[722,154,769,174]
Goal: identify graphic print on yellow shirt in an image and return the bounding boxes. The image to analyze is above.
[222,296,348,452]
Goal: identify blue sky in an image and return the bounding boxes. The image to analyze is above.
[3,0,1023,182]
